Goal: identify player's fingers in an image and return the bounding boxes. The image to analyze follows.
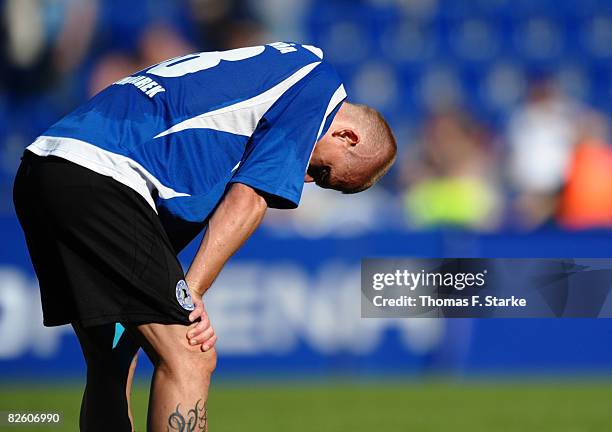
[188,306,202,322]
[188,298,204,322]
[187,318,211,339]
[201,334,217,352]
[190,326,215,345]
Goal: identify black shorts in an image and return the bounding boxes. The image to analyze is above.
[13,151,194,327]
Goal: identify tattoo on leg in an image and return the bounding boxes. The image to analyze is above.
[167,400,208,431]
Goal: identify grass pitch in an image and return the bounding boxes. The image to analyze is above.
[0,380,610,431]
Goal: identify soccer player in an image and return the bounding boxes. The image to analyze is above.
[13,42,396,431]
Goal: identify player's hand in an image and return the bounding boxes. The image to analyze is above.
[187,294,217,352]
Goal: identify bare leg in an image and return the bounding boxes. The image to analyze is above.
[127,323,216,432]
[73,323,140,432]
[125,352,138,428]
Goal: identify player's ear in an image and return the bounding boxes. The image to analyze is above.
[332,128,359,147]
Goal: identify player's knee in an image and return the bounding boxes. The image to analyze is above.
[159,345,217,385]
[191,347,217,377]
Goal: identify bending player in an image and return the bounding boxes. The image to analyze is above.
[13,42,396,431]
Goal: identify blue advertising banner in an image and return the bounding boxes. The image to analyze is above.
[1,214,612,379]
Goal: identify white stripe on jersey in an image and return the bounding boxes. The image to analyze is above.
[301,45,324,59]
[154,61,322,139]
[316,84,347,141]
[305,84,347,167]
[26,136,189,211]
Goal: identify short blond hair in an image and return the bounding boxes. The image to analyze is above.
[342,104,397,194]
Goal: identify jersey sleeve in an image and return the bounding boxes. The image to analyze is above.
[229,63,347,209]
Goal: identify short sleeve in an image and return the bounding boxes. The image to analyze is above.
[229,63,346,209]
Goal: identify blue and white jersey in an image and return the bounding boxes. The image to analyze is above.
[27,42,346,236]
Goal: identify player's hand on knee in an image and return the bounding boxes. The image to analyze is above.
[187,296,217,352]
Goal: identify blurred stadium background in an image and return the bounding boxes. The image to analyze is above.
[1,0,612,430]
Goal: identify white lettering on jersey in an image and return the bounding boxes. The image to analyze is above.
[269,42,297,54]
[147,46,266,78]
[114,75,166,99]
[114,43,309,99]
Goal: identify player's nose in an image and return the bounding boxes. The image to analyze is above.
[304,173,314,183]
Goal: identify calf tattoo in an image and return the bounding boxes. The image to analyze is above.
[167,399,208,431]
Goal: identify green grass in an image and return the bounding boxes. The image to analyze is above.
[0,380,611,431]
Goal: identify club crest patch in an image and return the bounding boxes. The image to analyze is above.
[175,280,195,311]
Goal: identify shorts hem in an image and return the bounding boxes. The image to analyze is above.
[44,312,191,328]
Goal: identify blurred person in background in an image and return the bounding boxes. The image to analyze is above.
[0,0,99,211]
[506,76,583,230]
[1,0,98,95]
[89,22,196,96]
[558,111,612,230]
[400,109,501,231]
[187,0,265,50]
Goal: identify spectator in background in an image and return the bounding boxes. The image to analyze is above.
[88,53,139,97]
[89,22,195,96]
[187,0,265,50]
[89,1,265,96]
[0,0,99,212]
[1,0,98,95]
[401,109,501,230]
[506,77,582,230]
[558,112,612,230]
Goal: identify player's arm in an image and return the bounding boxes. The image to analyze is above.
[185,182,267,349]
